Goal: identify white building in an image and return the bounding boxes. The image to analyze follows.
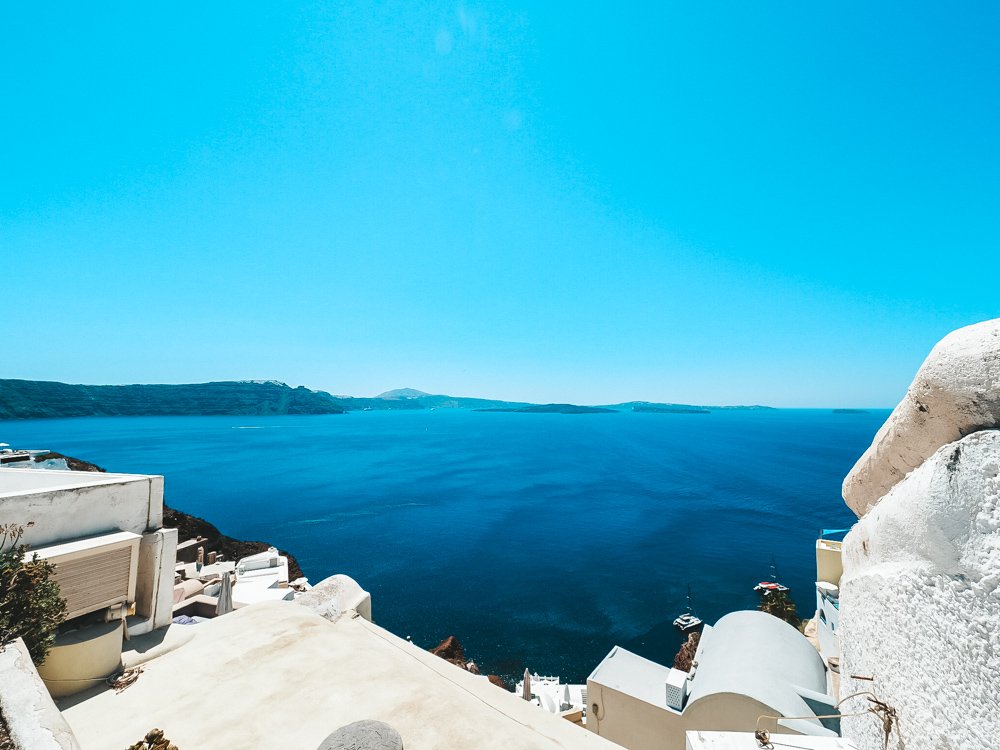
[515,673,588,725]
[0,468,177,696]
[587,610,839,750]
[814,537,842,678]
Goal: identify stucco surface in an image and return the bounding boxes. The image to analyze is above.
[842,318,1000,517]
[296,573,372,622]
[839,431,1000,750]
[0,469,164,546]
[687,610,828,717]
[60,602,622,750]
[0,638,81,750]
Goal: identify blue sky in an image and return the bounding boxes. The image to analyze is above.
[2,2,997,407]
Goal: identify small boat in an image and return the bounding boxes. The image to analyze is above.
[673,613,703,632]
[753,557,790,596]
[753,581,789,593]
[673,585,703,632]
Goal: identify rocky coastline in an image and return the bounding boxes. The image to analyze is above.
[27,452,515,684]
[32,452,305,581]
[428,636,510,690]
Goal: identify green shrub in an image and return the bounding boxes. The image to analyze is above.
[0,524,67,665]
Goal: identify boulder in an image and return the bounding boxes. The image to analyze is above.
[428,636,466,667]
[318,720,402,750]
[672,631,700,672]
[843,318,1000,517]
[487,674,511,690]
[838,431,1000,750]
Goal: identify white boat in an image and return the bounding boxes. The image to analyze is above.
[753,580,790,594]
[753,558,791,596]
[673,585,703,632]
[673,612,703,632]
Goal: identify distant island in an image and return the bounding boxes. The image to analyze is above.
[605,401,775,412]
[474,404,618,414]
[833,408,870,414]
[0,379,772,421]
[632,405,710,414]
[0,379,347,420]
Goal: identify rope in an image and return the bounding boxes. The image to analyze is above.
[755,690,898,750]
[108,666,144,693]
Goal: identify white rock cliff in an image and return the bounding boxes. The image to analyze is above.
[840,432,1000,750]
[839,319,1000,750]
[842,318,1000,518]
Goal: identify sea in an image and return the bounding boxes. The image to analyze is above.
[0,408,887,684]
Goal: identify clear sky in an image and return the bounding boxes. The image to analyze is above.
[2,2,998,407]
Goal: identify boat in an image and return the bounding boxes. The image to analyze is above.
[753,581,789,593]
[753,557,790,596]
[673,613,703,632]
[673,585,703,632]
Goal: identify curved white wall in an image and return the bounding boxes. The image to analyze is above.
[839,430,1000,750]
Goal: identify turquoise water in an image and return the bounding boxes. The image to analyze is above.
[0,409,885,682]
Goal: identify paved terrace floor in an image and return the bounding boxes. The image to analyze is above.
[59,602,622,750]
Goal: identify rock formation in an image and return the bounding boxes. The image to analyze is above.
[162,506,304,582]
[429,636,467,666]
[487,674,511,690]
[839,320,1000,750]
[672,631,700,671]
[318,720,402,750]
[50,452,306,580]
[427,636,508,689]
[843,318,1000,517]
[31,453,105,472]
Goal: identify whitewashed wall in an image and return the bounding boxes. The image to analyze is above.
[839,431,1000,750]
[0,470,164,546]
[0,469,175,634]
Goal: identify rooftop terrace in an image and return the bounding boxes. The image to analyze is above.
[0,468,149,496]
[59,602,623,749]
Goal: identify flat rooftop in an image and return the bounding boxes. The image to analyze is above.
[588,646,674,710]
[60,602,623,750]
[0,468,155,496]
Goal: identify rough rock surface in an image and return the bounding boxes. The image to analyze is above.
[843,318,1000,517]
[428,636,466,666]
[427,637,507,689]
[318,720,403,750]
[839,431,1000,750]
[487,674,511,690]
[672,631,700,671]
[31,453,105,472]
[162,505,305,581]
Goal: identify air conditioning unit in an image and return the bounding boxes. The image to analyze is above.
[665,667,689,711]
[26,531,141,620]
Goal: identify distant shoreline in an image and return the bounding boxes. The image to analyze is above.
[0,378,774,421]
[474,404,617,414]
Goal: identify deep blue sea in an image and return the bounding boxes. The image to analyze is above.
[0,409,886,683]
